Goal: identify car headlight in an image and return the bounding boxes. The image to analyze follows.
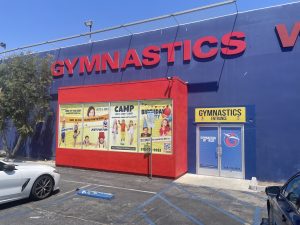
[53,169,60,174]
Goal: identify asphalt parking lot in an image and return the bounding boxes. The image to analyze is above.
[0,167,267,225]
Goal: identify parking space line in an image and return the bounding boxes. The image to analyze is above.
[200,187,257,209]
[25,206,106,225]
[159,194,204,225]
[117,183,174,224]
[174,184,247,224]
[139,210,156,225]
[62,179,157,195]
[0,184,94,222]
[119,183,205,225]
[32,184,95,209]
[56,184,91,197]
[212,188,267,207]
[252,207,261,225]
[0,209,32,222]
[50,185,99,205]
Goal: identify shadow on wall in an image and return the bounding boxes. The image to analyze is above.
[28,114,55,159]
[188,82,219,93]
[13,114,55,160]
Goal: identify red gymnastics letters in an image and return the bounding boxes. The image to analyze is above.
[276,21,300,48]
[51,31,246,77]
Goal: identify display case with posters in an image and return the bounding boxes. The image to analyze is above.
[56,78,187,178]
[58,100,173,154]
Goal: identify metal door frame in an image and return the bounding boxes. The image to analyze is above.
[196,124,245,179]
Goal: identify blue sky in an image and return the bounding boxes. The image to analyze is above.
[0,0,298,54]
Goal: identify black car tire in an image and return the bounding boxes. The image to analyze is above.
[30,175,54,200]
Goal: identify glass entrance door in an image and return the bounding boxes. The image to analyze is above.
[197,125,244,179]
[197,127,219,176]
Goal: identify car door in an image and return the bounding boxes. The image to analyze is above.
[273,175,300,225]
[0,162,25,202]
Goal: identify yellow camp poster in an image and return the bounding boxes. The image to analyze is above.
[109,102,138,152]
[58,104,83,149]
[139,100,172,154]
[82,103,109,150]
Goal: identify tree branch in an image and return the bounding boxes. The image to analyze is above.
[11,135,23,158]
[1,132,9,155]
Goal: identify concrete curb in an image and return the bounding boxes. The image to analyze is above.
[0,157,55,167]
[175,173,269,192]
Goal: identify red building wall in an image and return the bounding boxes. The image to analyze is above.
[56,77,187,178]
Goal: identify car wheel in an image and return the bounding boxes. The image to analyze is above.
[31,175,54,200]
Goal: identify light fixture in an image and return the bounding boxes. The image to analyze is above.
[84,20,93,43]
[0,42,6,50]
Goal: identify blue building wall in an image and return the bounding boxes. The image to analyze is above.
[19,2,300,181]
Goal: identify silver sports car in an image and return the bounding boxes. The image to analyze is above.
[0,160,60,204]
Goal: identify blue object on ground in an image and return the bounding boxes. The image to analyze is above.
[77,189,114,200]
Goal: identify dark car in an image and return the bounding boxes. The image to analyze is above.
[266,172,300,225]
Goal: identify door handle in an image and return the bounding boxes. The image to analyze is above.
[216,147,222,158]
[282,214,287,222]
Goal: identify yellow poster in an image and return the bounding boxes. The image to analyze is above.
[195,107,246,123]
[82,104,109,150]
[58,104,83,149]
[109,102,138,152]
[139,100,172,154]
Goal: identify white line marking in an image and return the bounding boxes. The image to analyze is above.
[61,179,157,195]
[29,216,41,219]
[56,184,91,197]
[26,206,105,225]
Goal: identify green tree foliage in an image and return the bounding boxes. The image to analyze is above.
[0,53,53,157]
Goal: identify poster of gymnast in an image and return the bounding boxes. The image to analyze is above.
[58,104,83,149]
[139,100,172,154]
[109,102,138,152]
[81,103,109,150]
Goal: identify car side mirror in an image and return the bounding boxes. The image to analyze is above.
[266,186,281,197]
[3,164,15,171]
